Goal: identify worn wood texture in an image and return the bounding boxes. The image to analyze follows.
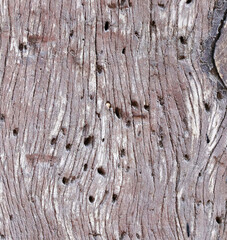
[0,0,227,239]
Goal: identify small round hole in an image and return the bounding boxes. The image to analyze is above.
[180,36,187,44]
[178,55,186,60]
[70,30,74,37]
[122,48,126,54]
[131,100,138,108]
[136,233,140,239]
[51,137,57,145]
[217,92,223,100]
[9,215,13,221]
[89,195,95,203]
[115,107,121,119]
[13,128,19,136]
[144,105,149,111]
[186,0,192,3]
[19,43,24,51]
[120,149,125,157]
[66,143,72,151]
[97,167,106,176]
[104,21,110,31]
[84,136,94,146]
[126,120,131,127]
[204,103,210,112]
[0,114,5,122]
[84,164,88,171]
[62,177,69,185]
[112,193,118,202]
[216,216,222,224]
[97,64,103,74]
[102,138,105,142]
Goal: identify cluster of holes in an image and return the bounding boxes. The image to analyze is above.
[180,36,187,45]
[84,136,94,146]
[19,43,27,51]
[13,128,19,136]
[97,166,106,176]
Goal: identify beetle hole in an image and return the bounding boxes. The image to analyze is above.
[158,3,165,8]
[120,149,126,157]
[104,21,110,31]
[178,55,186,60]
[126,120,131,127]
[0,114,5,122]
[186,223,190,237]
[184,154,190,161]
[9,215,13,221]
[136,233,140,239]
[144,105,149,111]
[51,137,57,145]
[96,64,103,74]
[97,167,106,176]
[19,43,24,51]
[115,107,122,119]
[89,195,95,203]
[84,164,88,171]
[102,138,105,142]
[66,143,72,151]
[186,0,192,3]
[13,128,19,136]
[84,136,94,146]
[112,193,118,203]
[206,134,210,143]
[131,100,139,108]
[151,21,156,26]
[216,216,222,224]
[122,48,126,54]
[204,103,210,112]
[134,31,140,38]
[62,177,70,185]
[70,30,74,37]
[180,36,187,44]
[217,91,223,100]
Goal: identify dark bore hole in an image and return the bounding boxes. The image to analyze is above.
[186,223,190,237]
[178,55,186,60]
[66,143,72,151]
[126,120,131,127]
[180,36,187,44]
[104,21,110,31]
[62,177,70,185]
[204,103,210,112]
[9,215,13,221]
[19,43,24,51]
[0,114,5,122]
[134,31,139,38]
[84,164,88,171]
[217,92,223,100]
[206,134,210,144]
[115,107,122,119]
[121,0,126,6]
[186,0,192,3]
[112,193,118,202]
[13,128,19,136]
[216,216,222,224]
[102,138,105,142]
[122,48,126,54]
[120,149,125,157]
[89,195,95,203]
[70,30,74,37]
[97,166,106,176]
[96,64,103,74]
[144,104,149,111]
[158,3,165,8]
[84,136,94,146]
[184,154,190,161]
[151,21,156,26]
[51,137,57,145]
[136,233,140,239]
[131,100,139,108]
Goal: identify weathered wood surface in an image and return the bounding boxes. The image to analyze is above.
[0,0,226,239]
